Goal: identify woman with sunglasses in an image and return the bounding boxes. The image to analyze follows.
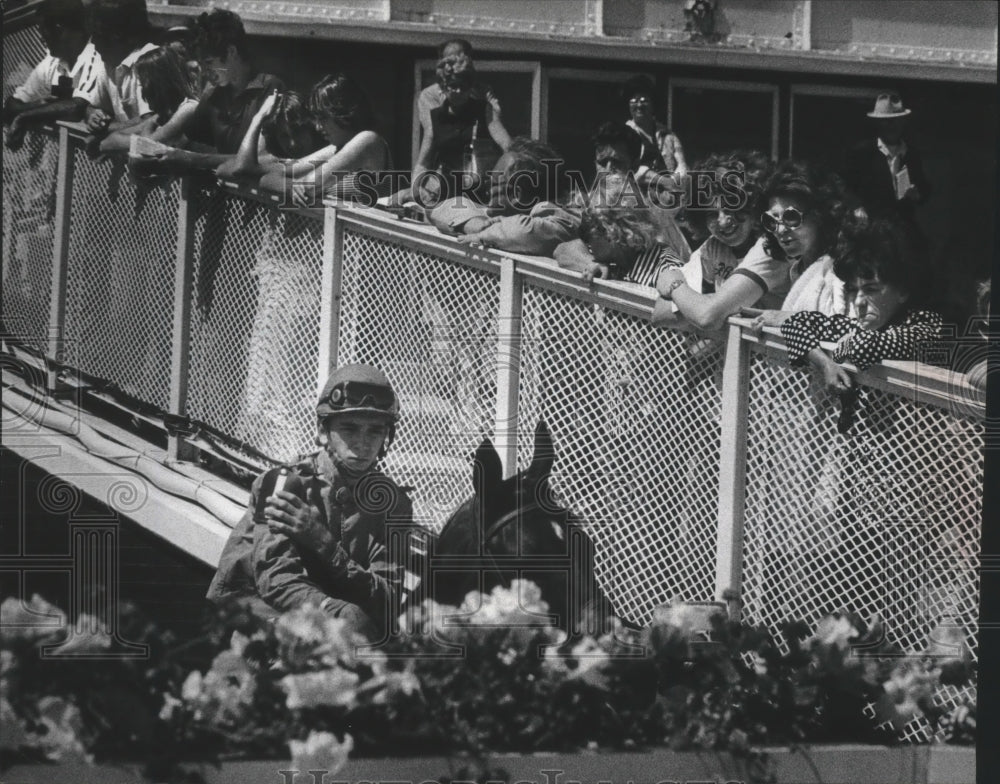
[621,75,688,187]
[655,159,850,332]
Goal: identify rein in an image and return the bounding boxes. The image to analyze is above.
[482,500,545,546]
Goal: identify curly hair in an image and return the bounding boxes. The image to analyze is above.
[134,47,195,123]
[761,159,851,263]
[260,91,321,159]
[437,38,473,59]
[832,215,934,311]
[436,52,475,88]
[592,121,640,167]
[620,74,656,103]
[193,9,248,61]
[309,73,374,134]
[686,149,773,237]
[500,136,564,203]
[579,207,657,254]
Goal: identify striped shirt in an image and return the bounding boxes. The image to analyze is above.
[622,242,683,288]
[13,40,110,111]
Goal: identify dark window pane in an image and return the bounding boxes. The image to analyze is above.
[672,86,774,166]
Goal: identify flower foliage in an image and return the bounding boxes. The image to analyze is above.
[1,594,169,766]
[0,586,976,779]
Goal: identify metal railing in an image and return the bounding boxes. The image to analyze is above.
[1,122,984,741]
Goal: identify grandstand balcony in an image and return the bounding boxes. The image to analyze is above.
[1,0,989,744]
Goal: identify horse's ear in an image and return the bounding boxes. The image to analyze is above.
[526,420,555,481]
[472,438,503,497]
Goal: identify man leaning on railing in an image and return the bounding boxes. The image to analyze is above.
[130,8,284,176]
[3,0,110,151]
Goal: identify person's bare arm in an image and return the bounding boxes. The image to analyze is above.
[657,266,765,332]
[485,101,512,152]
[147,146,233,173]
[5,97,89,149]
[216,91,278,180]
[671,134,688,177]
[554,239,610,283]
[100,115,158,153]
[149,100,200,148]
[258,132,379,203]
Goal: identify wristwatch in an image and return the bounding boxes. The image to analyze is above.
[662,279,685,300]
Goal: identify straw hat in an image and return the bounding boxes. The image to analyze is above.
[867,93,911,119]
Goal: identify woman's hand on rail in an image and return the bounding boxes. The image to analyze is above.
[455,230,494,248]
[582,261,610,283]
[744,308,793,335]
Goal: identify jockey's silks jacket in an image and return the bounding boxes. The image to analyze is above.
[207,449,414,626]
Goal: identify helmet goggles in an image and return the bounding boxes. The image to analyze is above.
[322,380,398,417]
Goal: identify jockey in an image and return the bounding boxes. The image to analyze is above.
[207,364,415,639]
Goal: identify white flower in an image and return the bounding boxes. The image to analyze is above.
[877,661,937,729]
[158,693,183,722]
[468,581,551,626]
[181,670,203,701]
[229,630,251,656]
[33,696,91,763]
[0,594,66,644]
[281,668,359,710]
[398,599,458,636]
[569,637,609,677]
[50,614,113,654]
[812,614,860,651]
[288,731,352,777]
[460,590,498,625]
[276,606,363,669]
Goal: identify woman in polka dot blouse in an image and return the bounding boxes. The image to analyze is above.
[780,216,943,393]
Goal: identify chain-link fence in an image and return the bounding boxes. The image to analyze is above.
[337,221,502,529]
[62,145,180,410]
[741,342,983,740]
[186,190,323,462]
[2,18,45,103]
[1,127,57,352]
[516,282,723,625]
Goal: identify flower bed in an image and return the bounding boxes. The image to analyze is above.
[1,584,976,784]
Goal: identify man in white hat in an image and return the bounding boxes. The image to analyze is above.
[842,93,930,223]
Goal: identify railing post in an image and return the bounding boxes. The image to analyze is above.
[493,256,523,477]
[46,125,74,391]
[318,206,344,391]
[167,176,197,461]
[714,320,752,615]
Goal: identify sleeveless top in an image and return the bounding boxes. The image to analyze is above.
[323,135,394,202]
[625,120,667,172]
[430,97,491,175]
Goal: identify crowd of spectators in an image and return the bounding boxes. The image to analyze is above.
[1,0,987,634]
[2,0,984,389]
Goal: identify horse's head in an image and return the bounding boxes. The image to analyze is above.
[427,421,608,631]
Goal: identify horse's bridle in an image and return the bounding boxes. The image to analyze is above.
[482,500,546,548]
